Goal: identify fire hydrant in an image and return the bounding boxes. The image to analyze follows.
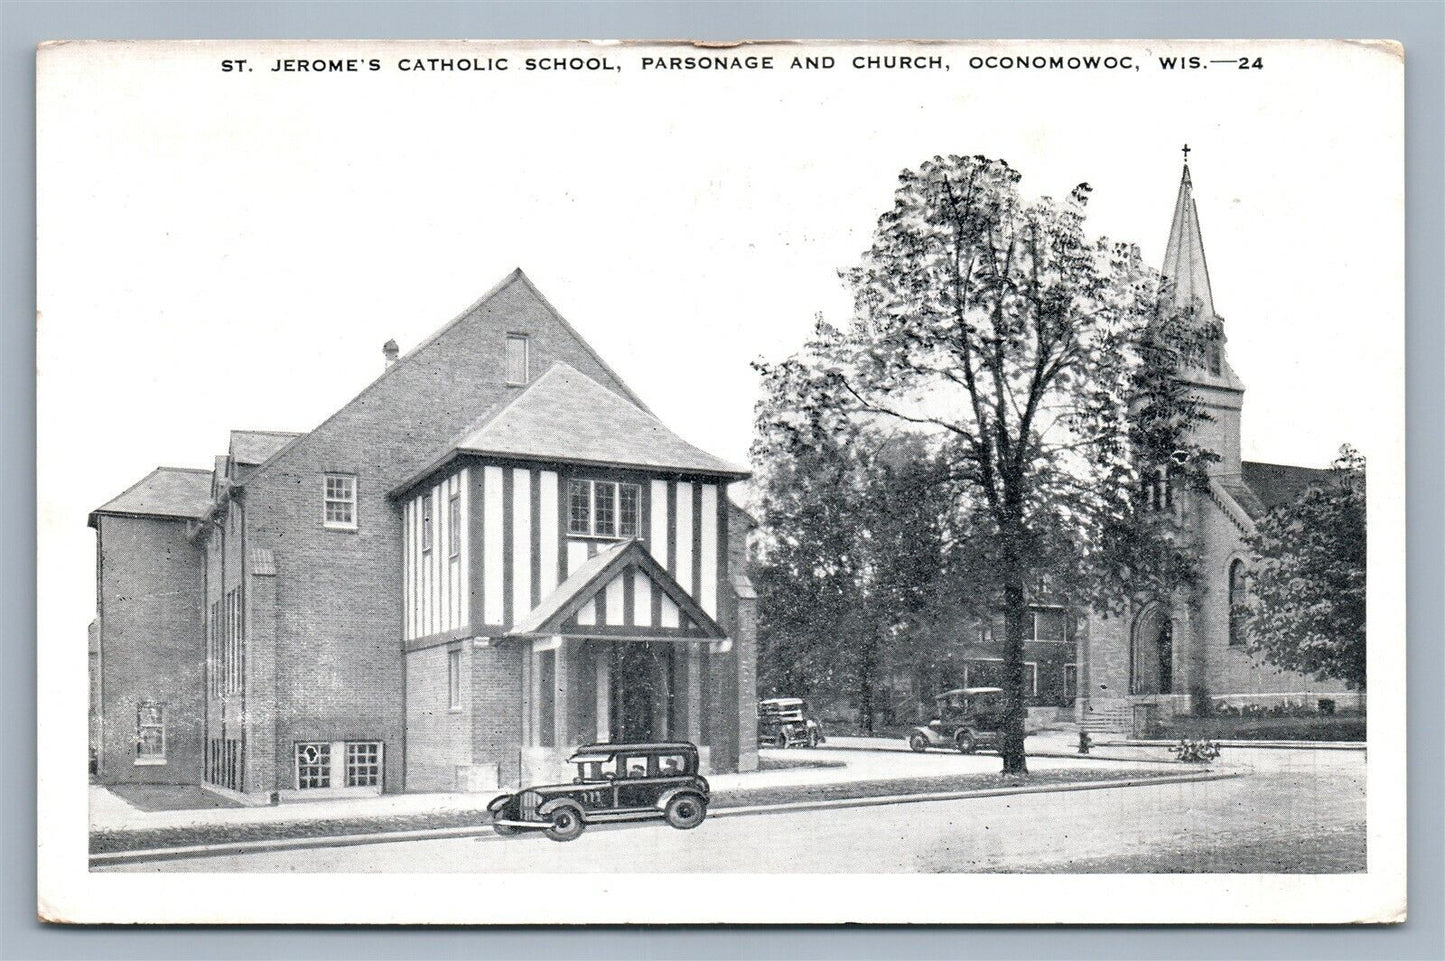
[1078,730,1092,755]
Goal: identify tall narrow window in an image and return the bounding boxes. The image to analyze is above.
[592,481,617,537]
[1228,560,1248,647]
[619,483,640,538]
[506,333,529,386]
[568,479,592,535]
[135,701,166,764]
[448,647,462,710]
[448,492,461,558]
[421,493,433,553]
[324,474,357,529]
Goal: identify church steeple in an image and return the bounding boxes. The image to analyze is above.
[1160,148,1244,476]
[1162,153,1216,320]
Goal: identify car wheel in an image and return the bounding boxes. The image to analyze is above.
[664,793,707,830]
[956,731,977,754]
[492,819,519,837]
[543,807,585,842]
[908,733,929,752]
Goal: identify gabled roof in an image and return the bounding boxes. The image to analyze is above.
[238,269,654,490]
[392,361,749,495]
[508,538,726,640]
[229,430,302,466]
[1242,461,1333,514]
[89,467,213,526]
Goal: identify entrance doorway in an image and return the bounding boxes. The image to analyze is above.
[610,642,674,742]
[1130,604,1174,695]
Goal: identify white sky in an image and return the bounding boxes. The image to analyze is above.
[38,40,1403,639]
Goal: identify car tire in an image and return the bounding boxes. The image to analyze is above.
[492,819,519,838]
[908,733,929,753]
[956,731,977,754]
[543,807,585,842]
[664,793,707,830]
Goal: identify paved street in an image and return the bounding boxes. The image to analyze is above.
[100,747,1364,874]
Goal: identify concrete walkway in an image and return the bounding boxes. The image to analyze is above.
[91,740,1179,833]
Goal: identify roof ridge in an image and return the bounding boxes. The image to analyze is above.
[237,269,533,488]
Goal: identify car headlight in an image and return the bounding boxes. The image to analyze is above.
[487,794,512,812]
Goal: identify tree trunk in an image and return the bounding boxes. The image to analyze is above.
[1000,561,1030,775]
[858,630,877,735]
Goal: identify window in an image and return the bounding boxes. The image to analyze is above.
[214,588,243,696]
[448,492,461,558]
[421,493,433,553]
[447,647,462,710]
[506,333,529,385]
[1228,560,1248,646]
[135,701,165,764]
[324,474,357,529]
[567,479,642,538]
[296,742,332,789]
[593,481,617,536]
[295,741,383,791]
[345,742,382,787]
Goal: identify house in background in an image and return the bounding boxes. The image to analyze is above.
[89,270,759,802]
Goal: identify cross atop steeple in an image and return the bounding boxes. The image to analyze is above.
[1181,143,1191,163]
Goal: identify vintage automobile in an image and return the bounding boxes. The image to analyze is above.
[756,697,826,748]
[487,741,710,842]
[906,687,1013,754]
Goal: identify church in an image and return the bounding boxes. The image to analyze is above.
[88,270,759,801]
[1071,158,1359,733]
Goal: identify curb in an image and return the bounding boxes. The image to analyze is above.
[816,742,1183,765]
[1098,740,1366,751]
[90,769,1239,868]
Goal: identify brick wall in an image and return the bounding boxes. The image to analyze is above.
[470,643,524,787]
[404,643,473,791]
[239,273,636,794]
[95,515,205,783]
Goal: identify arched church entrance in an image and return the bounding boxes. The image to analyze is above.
[1130,603,1174,696]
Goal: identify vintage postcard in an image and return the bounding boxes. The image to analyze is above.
[36,39,1404,924]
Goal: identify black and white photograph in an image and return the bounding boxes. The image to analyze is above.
[35,38,1404,924]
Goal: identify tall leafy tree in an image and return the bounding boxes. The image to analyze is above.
[755,156,1212,773]
[1240,445,1367,690]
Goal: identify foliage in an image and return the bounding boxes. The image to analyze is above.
[1167,739,1221,763]
[752,155,1214,772]
[1240,445,1367,689]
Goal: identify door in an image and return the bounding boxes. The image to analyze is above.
[611,643,667,743]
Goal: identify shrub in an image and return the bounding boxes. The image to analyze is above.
[1168,739,1221,763]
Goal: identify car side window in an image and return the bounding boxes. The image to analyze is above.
[622,756,649,778]
[657,754,685,776]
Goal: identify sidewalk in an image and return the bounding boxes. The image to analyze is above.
[91,739,1183,836]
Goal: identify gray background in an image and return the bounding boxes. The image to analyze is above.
[2,1,1440,958]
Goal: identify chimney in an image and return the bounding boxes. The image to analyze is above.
[382,339,399,367]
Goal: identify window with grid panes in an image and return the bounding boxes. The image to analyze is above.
[567,479,641,538]
[323,474,357,528]
[295,742,331,789]
[346,742,382,787]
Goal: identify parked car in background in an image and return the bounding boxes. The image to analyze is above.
[907,687,1014,754]
[487,742,709,842]
[757,697,827,748]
